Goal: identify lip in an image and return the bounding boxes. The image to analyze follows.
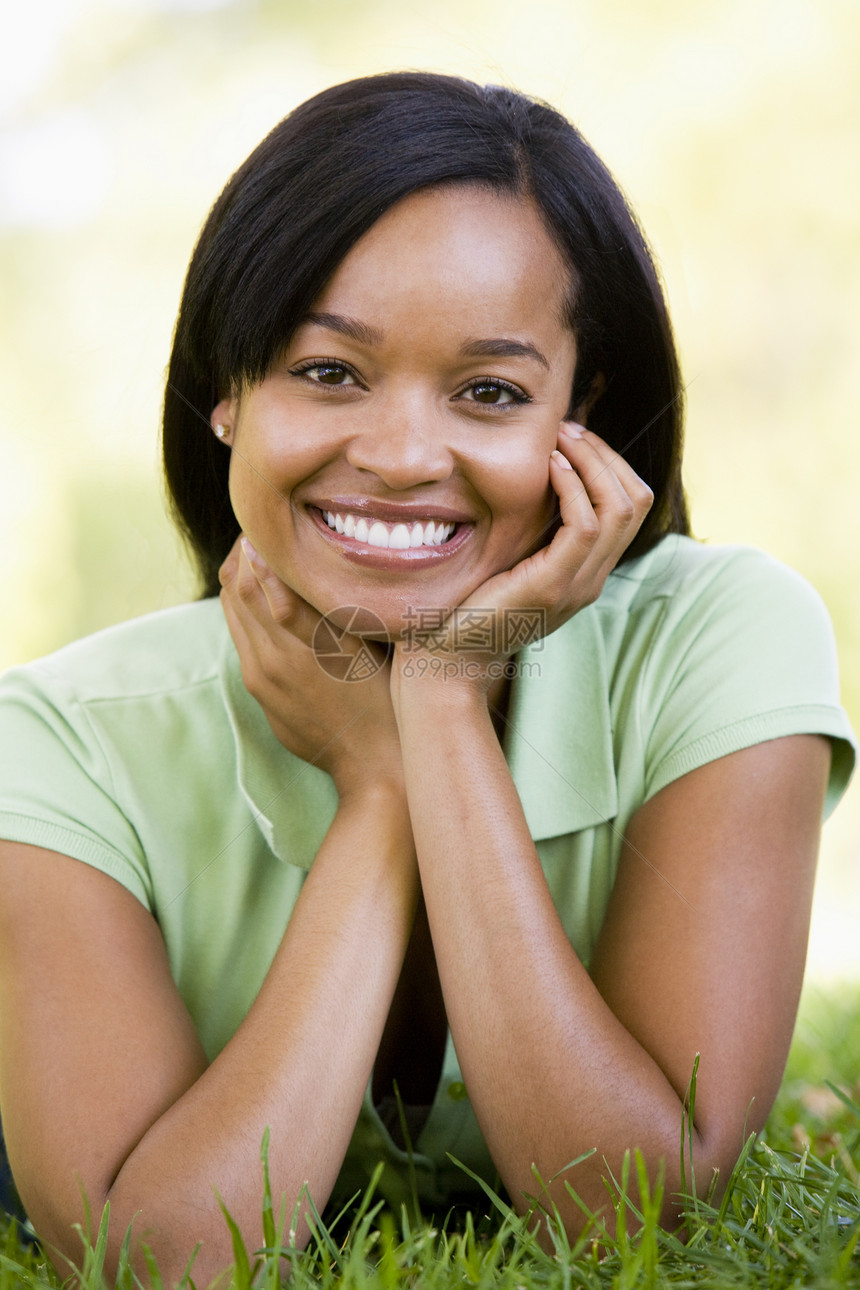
[309,506,474,568]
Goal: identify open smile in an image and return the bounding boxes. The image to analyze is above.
[309,506,473,567]
[322,509,456,548]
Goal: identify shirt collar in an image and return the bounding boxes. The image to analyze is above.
[220,632,338,871]
[502,536,688,838]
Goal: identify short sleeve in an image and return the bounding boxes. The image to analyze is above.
[0,664,152,906]
[641,547,856,818]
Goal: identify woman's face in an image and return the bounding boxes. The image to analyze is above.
[212,185,579,638]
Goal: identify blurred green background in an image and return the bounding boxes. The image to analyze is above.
[1,0,858,979]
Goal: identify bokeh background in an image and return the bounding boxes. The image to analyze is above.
[1,0,858,980]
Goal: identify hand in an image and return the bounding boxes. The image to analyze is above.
[219,537,404,798]
[392,422,653,696]
[495,421,654,625]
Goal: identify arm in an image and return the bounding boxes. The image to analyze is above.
[391,678,827,1227]
[388,426,829,1232]
[0,796,415,1284]
[0,547,415,1285]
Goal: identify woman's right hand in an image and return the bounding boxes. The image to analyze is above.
[219,536,404,799]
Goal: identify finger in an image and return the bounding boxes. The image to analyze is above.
[553,429,655,596]
[219,580,258,678]
[556,425,641,549]
[548,438,603,545]
[477,457,598,611]
[239,539,322,646]
[240,538,292,619]
[579,428,654,516]
[575,431,654,572]
[534,429,638,596]
[558,424,634,514]
[221,551,284,671]
[218,536,243,588]
[564,426,654,530]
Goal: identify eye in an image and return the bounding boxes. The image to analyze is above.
[457,377,531,408]
[289,359,363,387]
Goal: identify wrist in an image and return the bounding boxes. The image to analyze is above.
[325,779,418,892]
[392,670,496,749]
[392,644,497,707]
[334,771,409,811]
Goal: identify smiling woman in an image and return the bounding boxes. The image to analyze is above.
[0,71,855,1287]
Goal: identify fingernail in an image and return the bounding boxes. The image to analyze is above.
[551,449,574,470]
[240,536,260,566]
[561,422,584,439]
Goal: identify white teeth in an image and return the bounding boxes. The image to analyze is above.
[368,521,389,548]
[389,524,411,549]
[320,510,457,549]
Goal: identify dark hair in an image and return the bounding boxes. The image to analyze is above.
[163,71,690,596]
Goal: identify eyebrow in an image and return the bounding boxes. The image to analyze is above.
[460,337,550,371]
[303,311,550,371]
[304,311,384,348]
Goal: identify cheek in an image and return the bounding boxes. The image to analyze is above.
[228,455,278,533]
[227,426,319,519]
[477,451,556,566]
[519,485,558,555]
[486,448,554,528]
[227,462,300,577]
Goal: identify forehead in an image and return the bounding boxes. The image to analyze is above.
[309,185,574,342]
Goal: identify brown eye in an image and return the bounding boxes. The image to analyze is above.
[289,359,363,387]
[314,364,352,385]
[459,378,528,407]
[471,382,508,404]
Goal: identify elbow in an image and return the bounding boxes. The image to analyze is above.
[23,1184,229,1288]
[509,1121,748,1248]
[643,1123,756,1236]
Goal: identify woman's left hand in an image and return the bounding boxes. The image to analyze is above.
[393,422,653,694]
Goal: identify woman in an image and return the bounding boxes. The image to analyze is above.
[0,72,854,1284]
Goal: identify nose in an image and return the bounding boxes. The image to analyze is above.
[343,392,455,490]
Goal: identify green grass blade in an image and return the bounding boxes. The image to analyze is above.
[259,1127,276,1254]
[214,1188,255,1288]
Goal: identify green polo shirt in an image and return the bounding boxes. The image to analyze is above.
[0,535,855,1211]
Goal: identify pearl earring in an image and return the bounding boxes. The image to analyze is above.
[215,424,228,439]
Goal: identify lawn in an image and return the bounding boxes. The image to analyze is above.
[2,982,858,1289]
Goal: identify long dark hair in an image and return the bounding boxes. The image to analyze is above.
[163,71,690,597]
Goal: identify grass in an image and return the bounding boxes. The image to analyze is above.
[2,982,858,1289]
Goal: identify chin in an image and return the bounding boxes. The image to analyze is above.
[310,600,397,643]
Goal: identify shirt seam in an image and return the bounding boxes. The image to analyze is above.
[78,673,222,707]
[0,810,151,906]
[645,703,853,800]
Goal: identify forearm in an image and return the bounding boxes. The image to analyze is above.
[102,787,416,1283]
[395,685,699,1228]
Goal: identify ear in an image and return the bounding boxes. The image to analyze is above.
[210,395,238,443]
[571,371,605,426]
